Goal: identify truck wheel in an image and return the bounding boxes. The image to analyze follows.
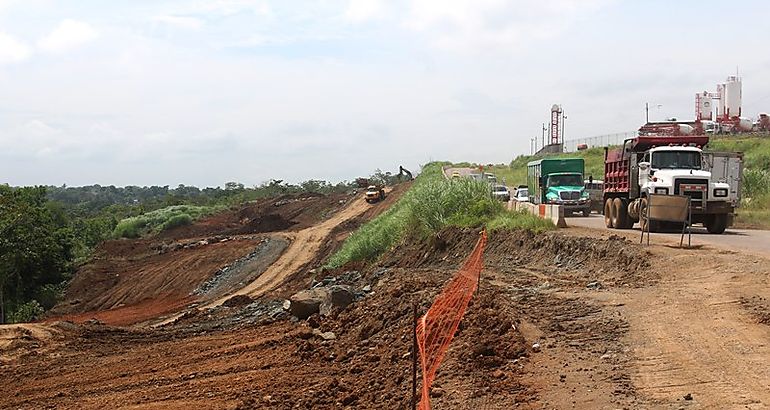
[620,198,634,229]
[705,214,728,234]
[604,199,614,228]
[582,208,590,217]
[612,198,629,229]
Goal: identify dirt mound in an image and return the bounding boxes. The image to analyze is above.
[382,227,654,288]
[222,294,254,308]
[49,236,268,324]
[161,192,352,239]
[741,296,770,325]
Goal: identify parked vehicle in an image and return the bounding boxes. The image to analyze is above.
[603,133,741,233]
[584,179,604,213]
[451,170,461,179]
[527,158,590,216]
[491,185,511,202]
[483,173,497,184]
[514,187,529,202]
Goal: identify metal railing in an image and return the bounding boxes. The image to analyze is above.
[562,131,637,152]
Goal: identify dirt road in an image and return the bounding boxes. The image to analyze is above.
[561,215,770,407]
[155,194,373,325]
[569,213,770,257]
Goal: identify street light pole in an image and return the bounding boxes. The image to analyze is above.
[645,102,649,124]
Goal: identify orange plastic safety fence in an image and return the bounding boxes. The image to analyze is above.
[415,230,488,410]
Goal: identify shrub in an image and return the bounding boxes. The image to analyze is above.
[113,205,222,238]
[8,300,45,323]
[160,213,193,231]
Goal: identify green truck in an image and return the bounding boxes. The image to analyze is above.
[527,158,591,216]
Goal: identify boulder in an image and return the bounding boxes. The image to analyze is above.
[320,285,354,316]
[288,289,328,319]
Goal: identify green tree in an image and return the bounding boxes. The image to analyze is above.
[0,186,74,323]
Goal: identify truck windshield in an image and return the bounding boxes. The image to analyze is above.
[547,175,582,187]
[652,151,701,169]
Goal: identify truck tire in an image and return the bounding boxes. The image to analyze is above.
[705,214,728,234]
[614,198,632,229]
[604,199,614,228]
[582,208,590,217]
[612,198,630,229]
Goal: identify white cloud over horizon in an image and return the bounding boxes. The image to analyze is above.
[37,19,99,54]
[1,1,769,187]
[0,31,30,63]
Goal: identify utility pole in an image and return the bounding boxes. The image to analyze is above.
[645,102,649,124]
[542,123,547,149]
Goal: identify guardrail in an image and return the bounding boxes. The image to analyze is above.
[509,201,567,228]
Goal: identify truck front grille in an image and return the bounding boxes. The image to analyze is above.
[675,178,708,202]
[559,191,580,200]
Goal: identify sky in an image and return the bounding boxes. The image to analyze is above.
[1,0,769,187]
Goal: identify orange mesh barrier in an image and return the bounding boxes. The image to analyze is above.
[416,230,488,410]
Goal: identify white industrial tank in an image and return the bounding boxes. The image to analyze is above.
[716,83,726,118]
[724,76,742,118]
[737,117,753,131]
[697,91,713,120]
[678,124,694,135]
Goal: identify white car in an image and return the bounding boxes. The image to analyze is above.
[514,187,529,202]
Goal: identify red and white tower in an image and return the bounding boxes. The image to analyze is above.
[550,104,562,145]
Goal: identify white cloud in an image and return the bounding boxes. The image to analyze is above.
[404,0,610,52]
[38,19,99,53]
[344,0,384,23]
[0,31,31,64]
[152,15,204,30]
[192,0,272,17]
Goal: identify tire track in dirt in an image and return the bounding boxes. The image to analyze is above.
[155,194,374,326]
[619,251,770,408]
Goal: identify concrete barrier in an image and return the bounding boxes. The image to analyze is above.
[509,201,567,228]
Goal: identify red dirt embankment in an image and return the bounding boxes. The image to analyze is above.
[48,191,360,326]
[3,227,662,409]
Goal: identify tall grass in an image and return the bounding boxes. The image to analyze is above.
[113,204,223,238]
[325,163,554,268]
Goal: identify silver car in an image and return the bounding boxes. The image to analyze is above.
[491,185,510,202]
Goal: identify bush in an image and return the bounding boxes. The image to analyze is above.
[160,213,193,231]
[113,205,222,238]
[8,300,44,323]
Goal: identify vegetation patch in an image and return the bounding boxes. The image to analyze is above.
[325,163,554,269]
[113,205,224,238]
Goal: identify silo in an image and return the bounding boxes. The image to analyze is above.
[724,76,742,118]
[716,83,726,118]
[697,91,712,120]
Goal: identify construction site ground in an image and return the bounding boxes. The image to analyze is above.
[2,188,770,409]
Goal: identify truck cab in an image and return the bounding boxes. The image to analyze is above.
[527,158,591,216]
[637,146,732,217]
